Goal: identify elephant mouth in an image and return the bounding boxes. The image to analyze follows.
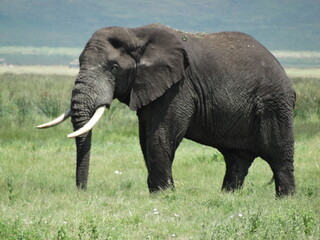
[37,105,107,138]
[67,105,106,138]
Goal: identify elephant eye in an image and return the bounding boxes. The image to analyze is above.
[110,64,119,74]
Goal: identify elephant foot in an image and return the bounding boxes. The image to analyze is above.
[274,167,295,198]
[267,157,295,198]
[221,178,244,192]
[76,181,88,190]
[148,175,175,193]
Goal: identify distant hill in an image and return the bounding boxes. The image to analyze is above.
[0,0,319,51]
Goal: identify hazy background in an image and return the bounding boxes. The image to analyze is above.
[0,0,319,66]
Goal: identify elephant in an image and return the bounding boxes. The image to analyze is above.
[38,23,296,197]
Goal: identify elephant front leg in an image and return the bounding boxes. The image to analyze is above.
[140,130,176,193]
[138,114,186,193]
[137,89,193,193]
[146,150,175,193]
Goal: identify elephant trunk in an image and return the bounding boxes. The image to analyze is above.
[70,73,115,190]
[70,86,96,190]
[75,131,92,189]
[71,93,94,190]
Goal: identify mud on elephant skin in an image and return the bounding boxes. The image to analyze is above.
[38,23,296,197]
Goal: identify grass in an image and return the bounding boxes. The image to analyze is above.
[0,73,319,239]
[285,68,320,79]
[0,65,79,76]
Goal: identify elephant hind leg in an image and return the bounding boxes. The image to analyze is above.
[273,166,295,197]
[258,102,295,197]
[220,149,256,192]
[265,152,295,197]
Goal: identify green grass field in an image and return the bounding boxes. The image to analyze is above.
[0,72,319,239]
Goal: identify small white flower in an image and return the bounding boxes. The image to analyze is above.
[230,215,234,219]
[238,213,243,217]
[114,170,122,175]
[172,233,176,237]
[174,213,179,217]
[153,208,160,215]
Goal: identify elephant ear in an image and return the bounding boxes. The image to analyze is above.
[129,28,189,110]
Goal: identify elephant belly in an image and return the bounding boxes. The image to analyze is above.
[185,117,258,151]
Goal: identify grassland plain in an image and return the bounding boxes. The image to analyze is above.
[0,72,319,239]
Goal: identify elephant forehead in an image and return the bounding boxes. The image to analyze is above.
[82,44,118,61]
[105,48,121,60]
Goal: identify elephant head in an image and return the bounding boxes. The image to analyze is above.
[37,25,189,189]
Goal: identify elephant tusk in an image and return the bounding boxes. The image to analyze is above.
[37,109,71,129]
[67,106,106,138]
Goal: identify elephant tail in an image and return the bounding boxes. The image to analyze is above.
[267,175,275,185]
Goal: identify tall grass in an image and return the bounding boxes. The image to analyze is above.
[0,74,319,239]
[294,78,320,119]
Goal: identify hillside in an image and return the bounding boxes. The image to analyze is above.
[1,0,319,51]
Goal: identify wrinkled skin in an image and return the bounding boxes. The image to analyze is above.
[68,23,295,197]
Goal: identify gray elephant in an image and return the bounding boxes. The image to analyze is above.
[38,23,296,197]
